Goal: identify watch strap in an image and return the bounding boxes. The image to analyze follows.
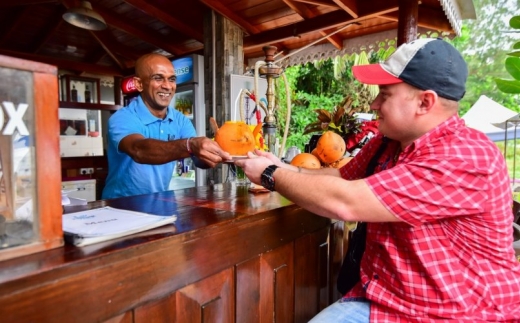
[261,165,278,191]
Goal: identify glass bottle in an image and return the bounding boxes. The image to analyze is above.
[84,85,91,103]
[71,85,78,102]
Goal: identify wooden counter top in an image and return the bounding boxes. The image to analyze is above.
[0,183,346,323]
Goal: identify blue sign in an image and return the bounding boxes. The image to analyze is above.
[172,57,193,85]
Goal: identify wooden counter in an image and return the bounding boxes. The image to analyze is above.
[0,184,347,323]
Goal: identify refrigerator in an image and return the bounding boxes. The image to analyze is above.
[169,54,206,189]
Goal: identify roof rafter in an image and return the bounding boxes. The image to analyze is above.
[244,3,398,49]
[31,11,64,53]
[0,49,124,76]
[283,0,343,50]
[200,0,261,35]
[0,6,28,45]
[0,0,57,7]
[292,0,339,8]
[123,0,204,41]
[332,0,358,18]
[90,31,135,70]
[380,6,453,32]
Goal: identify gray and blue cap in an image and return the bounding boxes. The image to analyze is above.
[352,38,468,101]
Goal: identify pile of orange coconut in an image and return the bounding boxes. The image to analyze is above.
[290,131,352,169]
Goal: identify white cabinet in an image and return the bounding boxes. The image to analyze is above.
[59,108,103,157]
[59,136,103,157]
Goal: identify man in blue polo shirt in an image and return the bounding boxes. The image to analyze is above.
[102,53,231,199]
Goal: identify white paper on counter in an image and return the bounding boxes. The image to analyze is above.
[62,206,177,238]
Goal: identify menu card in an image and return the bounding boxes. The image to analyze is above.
[63,206,176,246]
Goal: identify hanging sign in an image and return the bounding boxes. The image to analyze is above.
[171,56,193,85]
[121,76,137,94]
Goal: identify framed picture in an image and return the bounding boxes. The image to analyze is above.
[61,75,100,104]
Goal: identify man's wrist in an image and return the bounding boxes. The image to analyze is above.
[186,137,193,155]
[261,165,278,191]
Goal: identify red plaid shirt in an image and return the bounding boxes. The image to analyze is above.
[340,116,520,322]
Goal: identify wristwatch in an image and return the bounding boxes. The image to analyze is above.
[261,165,278,191]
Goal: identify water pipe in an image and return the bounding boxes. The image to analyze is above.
[278,71,292,159]
[246,46,294,157]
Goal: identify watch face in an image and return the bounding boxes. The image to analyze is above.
[261,165,278,191]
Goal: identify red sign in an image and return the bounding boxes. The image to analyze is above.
[121,76,138,94]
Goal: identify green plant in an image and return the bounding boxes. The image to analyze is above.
[274,48,389,151]
[495,16,520,93]
[303,96,362,136]
[493,15,520,188]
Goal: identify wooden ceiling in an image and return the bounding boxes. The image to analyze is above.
[0,0,466,77]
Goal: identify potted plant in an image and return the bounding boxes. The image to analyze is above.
[303,95,379,155]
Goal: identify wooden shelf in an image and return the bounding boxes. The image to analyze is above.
[59,101,121,111]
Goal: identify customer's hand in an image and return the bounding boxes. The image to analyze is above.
[234,151,273,185]
[252,149,284,167]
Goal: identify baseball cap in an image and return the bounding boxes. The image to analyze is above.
[352,38,468,101]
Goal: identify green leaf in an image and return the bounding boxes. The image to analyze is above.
[495,78,520,94]
[303,124,325,135]
[510,16,520,29]
[513,41,520,50]
[333,106,345,125]
[505,56,520,80]
[314,109,332,122]
[507,51,520,57]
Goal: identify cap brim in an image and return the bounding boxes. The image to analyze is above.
[352,64,403,85]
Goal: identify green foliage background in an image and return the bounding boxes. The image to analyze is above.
[272,0,520,179]
[275,51,385,150]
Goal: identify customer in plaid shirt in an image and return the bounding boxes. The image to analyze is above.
[235,38,520,322]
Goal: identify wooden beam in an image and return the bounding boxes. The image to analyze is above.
[90,32,127,70]
[200,0,261,35]
[0,49,125,76]
[123,0,203,41]
[244,4,397,49]
[60,0,134,69]
[282,0,316,18]
[85,48,109,66]
[381,6,453,32]
[283,0,343,50]
[61,0,189,56]
[332,0,358,18]
[323,31,343,49]
[0,0,57,7]
[357,0,398,16]
[0,7,27,45]
[31,13,64,53]
[90,29,142,61]
[292,0,339,8]
[94,6,186,56]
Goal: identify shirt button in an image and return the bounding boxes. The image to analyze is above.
[374,274,379,280]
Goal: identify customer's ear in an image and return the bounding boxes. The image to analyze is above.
[417,90,437,115]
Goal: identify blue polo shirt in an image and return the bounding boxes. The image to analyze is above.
[102,96,196,199]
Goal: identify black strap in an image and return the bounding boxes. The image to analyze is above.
[337,137,390,295]
[364,136,389,177]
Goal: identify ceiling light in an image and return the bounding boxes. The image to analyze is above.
[62,1,107,31]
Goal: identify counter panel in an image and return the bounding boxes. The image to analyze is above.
[0,184,345,322]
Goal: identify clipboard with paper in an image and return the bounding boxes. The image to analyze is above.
[62,206,177,247]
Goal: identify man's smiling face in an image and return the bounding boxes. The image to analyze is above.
[134,54,177,113]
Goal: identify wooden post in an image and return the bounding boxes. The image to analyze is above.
[397,0,419,45]
[203,11,244,184]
